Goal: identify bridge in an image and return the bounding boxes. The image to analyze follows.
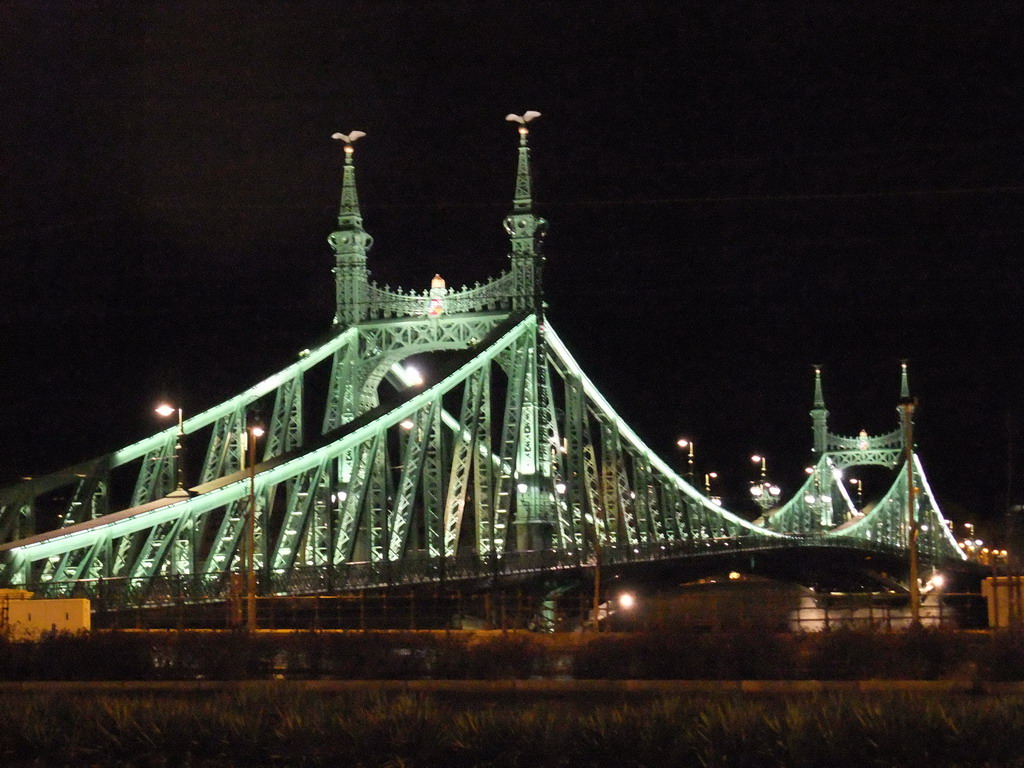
[0,116,968,619]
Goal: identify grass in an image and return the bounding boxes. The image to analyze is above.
[3,688,1024,767]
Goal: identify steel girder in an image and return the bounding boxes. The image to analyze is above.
[830,453,965,562]
[2,298,953,597]
[0,316,534,589]
[764,451,964,564]
[1,315,791,599]
[764,455,858,534]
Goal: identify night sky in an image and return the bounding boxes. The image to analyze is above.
[2,2,1022,540]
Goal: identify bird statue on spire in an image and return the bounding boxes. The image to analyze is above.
[505,111,541,124]
[332,130,366,145]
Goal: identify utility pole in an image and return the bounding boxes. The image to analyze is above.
[245,424,264,633]
[591,500,606,632]
[900,397,920,624]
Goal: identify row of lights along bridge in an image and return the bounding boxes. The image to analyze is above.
[675,437,868,516]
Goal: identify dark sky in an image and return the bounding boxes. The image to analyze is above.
[2,2,1022,539]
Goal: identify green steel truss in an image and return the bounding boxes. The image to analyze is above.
[765,364,964,561]
[0,118,964,604]
[763,452,963,562]
[0,313,786,602]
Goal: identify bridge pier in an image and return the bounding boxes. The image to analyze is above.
[515,521,554,554]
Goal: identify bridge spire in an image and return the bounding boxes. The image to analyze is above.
[898,360,914,443]
[503,111,547,313]
[810,365,829,454]
[329,131,373,327]
[899,360,911,400]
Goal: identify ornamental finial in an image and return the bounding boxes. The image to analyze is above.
[899,360,911,400]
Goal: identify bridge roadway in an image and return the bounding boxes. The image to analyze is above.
[25,532,982,616]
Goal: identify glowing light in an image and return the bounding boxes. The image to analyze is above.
[728,571,741,580]
[517,483,529,493]
[405,366,425,386]
[251,426,266,438]
[400,419,415,430]
[618,593,636,610]
[555,482,567,494]
[929,573,945,589]
[805,466,815,474]
[154,404,176,417]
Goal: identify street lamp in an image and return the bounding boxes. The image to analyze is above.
[155,404,189,498]
[704,472,722,506]
[802,465,834,527]
[676,438,695,483]
[244,422,266,633]
[849,477,864,509]
[749,454,781,514]
[405,365,425,387]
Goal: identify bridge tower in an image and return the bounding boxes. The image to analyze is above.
[330,136,373,328]
[504,120,548,313]
[810,365,829,455]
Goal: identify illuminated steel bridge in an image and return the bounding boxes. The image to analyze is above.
[0,118,967,612]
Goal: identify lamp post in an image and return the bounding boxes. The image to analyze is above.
[849,477,864,509]
[899,397,920,625]
[749,454,781,515]
[244,422,265,633]
[590,500,606,633]
[704,472,722,506]
[155,404,188,497]
[155,403,189,585]
[676,438,695,484]
[802,465,834,528]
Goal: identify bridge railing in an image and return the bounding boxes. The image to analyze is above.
[20,533,960,613]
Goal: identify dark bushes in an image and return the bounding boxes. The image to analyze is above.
[0,627,1020,681]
